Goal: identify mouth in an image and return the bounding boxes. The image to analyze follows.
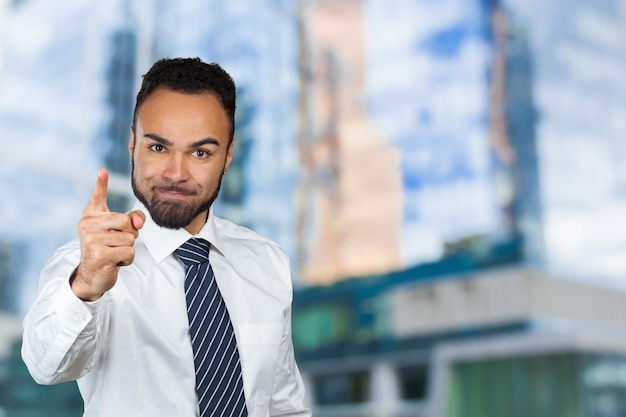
[154,186,196,198]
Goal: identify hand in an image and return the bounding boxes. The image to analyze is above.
[71,168,146,301]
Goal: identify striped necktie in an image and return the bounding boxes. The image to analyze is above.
[176,238,248,417]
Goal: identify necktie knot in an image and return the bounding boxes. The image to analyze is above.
[176,238,211,268]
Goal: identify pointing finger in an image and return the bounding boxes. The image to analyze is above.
[84,168,110,215]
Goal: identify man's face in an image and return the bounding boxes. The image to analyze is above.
[129,87,234,234]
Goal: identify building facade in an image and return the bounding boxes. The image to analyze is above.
[1,0,626,415]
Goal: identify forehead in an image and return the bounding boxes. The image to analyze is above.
[135,88,231,143]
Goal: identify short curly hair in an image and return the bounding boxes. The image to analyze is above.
[132,57,237,142]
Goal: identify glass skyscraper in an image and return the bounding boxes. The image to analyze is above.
[2,0,626,415]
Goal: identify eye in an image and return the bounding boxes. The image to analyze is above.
[193,149,211,158]
[149,144,166,152]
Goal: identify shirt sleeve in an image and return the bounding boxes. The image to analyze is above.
[21,242,110,385]
[268,305,312,417]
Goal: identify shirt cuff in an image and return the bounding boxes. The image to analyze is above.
[51,279,108,333]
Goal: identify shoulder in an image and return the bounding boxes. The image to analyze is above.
[214,216,288,259]
[213,216,293,292]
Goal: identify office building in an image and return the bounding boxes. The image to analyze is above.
[1,0,626,415]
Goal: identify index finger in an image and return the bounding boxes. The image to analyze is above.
[83,167,110,216]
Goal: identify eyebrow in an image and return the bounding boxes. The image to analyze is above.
[144,133,221,148]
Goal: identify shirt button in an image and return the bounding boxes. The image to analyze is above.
[76,314,85,322]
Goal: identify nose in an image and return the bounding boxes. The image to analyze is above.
[162,152,189,182]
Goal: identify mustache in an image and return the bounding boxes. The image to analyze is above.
[152,184,198,195]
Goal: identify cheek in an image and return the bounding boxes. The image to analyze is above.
[191,167,220,189]
[134,154,161,179]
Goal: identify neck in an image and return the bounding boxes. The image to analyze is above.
[183,209,210,235]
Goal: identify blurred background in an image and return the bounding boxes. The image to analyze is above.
[1,0,626,416]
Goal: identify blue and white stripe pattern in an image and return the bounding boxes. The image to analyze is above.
[176,238,248,417]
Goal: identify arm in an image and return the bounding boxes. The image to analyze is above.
[22,168,144,384]
[21,244,110,384]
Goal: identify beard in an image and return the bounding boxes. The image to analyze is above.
[131,160,224,230]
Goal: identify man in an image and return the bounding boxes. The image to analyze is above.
[22,57,311,417]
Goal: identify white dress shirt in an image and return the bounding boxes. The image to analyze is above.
[22,201,311,417]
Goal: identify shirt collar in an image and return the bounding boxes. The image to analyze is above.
[133,200,225,264]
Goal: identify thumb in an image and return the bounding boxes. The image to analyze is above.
[84,168,110,215]
[129,210,146,230]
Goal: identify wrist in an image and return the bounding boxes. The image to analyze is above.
[70,266,104,302]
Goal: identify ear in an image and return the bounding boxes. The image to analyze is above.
[128,126,135,161]
[224,138,236,173]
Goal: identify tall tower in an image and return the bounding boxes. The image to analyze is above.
[297,0,404,284]
[103,26,137,212]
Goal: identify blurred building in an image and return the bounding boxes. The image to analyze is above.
[294,265,626,416]
[296,0,404,283]
[1,0,626,416]
[293,0,626,416]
